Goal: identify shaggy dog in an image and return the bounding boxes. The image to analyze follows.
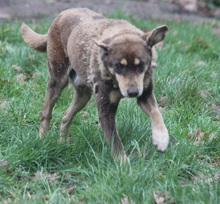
[21,8,169,160]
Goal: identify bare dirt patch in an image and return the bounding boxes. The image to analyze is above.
[0,0,219,24]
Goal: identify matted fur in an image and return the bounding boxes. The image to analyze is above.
[21,8,169,161]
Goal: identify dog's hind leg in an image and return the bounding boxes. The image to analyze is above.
[60,84,92,141]
[39,74,68,138]
[137,91,169,152]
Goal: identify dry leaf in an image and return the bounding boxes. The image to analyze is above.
[0,103,6,109]
[33,171,41,181]
[196,61,206,66]
[194,172,220,184]
[65,172,73,178]
[154,192,175,204]
[158,96,167,107]
[32,72,40,78]
[46,172,60,184]
[188,128,208,146]
[154,192,166,204]
[206,103,220,121]
[121,197,135,204]
[208,132,215,140]
[82,111,89,120]
[0,79,11,85]
[87,102,94,107]
[33,171,61,184]
[78,197,86,204]
[210,72,217,78]
[15,74,25,84]
[0,159,9,167]
[200,90,211,99]
[212,158,220,167]
[62,186,77,194]
[12,65,22,72]
[2,198,12,204]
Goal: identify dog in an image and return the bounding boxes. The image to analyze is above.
[21,8,169,160]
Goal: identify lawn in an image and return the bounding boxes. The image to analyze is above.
[0,12,219,203]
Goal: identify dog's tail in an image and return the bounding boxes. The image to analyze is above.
[21,23,47,52]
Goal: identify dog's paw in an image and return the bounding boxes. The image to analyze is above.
[152,129,169,152]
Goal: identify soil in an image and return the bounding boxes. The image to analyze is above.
[0,0,219,24]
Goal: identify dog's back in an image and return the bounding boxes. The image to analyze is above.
[56,8,144,83]
[22,8,144,83]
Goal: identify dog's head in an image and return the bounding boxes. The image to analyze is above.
[95,25,168,98]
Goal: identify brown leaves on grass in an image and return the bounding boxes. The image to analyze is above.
[14,72,40,83]
[0,102,6,109]
[206,103,220,121]
[0,79,11,87]
[62,186,77,194]
[121,197,135,204]
[32,171,77,195]
[187,128,215,146]
[158,96,167,107]
[14,74,25,84]
[0,159,9,167]
[153,191,175,204]
[2,198,12,204]
[12,64,22,72]
[196,61,206,67]
[81,111,89,120]
[1,95,9,116]
[187,127,219,184]
[12,65,25,83]
[12,63,40,82]
[32,171,61,184]
[193,172,220,184]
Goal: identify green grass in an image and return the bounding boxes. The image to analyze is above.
[0,13,219,203]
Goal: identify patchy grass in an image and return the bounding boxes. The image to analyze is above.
[0,13,219,203]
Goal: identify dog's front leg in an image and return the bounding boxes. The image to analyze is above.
[137,91,169,152]
[94,82,126,161]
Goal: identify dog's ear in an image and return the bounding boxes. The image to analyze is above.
[93,38,110,55]
[143,25,168,49]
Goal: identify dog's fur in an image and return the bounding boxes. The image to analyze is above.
[21,8,169,160]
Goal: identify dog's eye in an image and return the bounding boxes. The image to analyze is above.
[115,63,125,74]
[136,62,145,73]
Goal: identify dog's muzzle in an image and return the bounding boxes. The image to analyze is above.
[127,88,139,97]
[121,88,143,98]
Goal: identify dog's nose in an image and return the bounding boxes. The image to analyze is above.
[127,88,139,97]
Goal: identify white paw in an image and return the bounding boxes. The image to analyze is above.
[152,129,169,152]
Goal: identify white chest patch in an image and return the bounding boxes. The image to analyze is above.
[74,74,85,88]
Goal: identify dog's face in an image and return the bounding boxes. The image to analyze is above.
[102,36,150,97]
[96,25,168,98]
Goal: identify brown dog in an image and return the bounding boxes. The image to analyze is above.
[21,8,169,160]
